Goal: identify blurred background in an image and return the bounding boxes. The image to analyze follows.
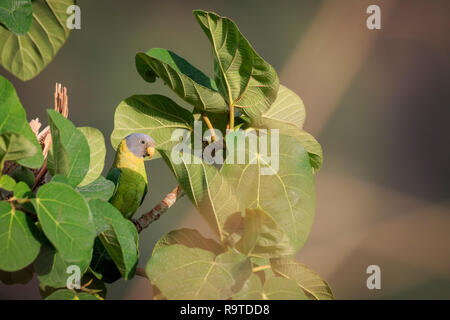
[1,0,449,299]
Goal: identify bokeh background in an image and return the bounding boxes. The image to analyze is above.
[1,0,449,299]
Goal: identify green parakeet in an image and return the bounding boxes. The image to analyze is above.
[106,133,155,219]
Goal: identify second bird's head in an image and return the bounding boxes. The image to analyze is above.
[125,133,155,159]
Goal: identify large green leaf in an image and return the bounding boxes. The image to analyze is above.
[152,228,224,256]
[32,182,95,265]
[77,127,106,187]
[147,244,252,300]
[0,201,41,271]
[271,257,334,300]
[0,132,38,169]
[136,48,227,113]
[159,150,241,244]
[0,0,33,35]
[253,85,306,129]
[0,75,43,168]
[88,199,138,280]
[34,240,90,289]
[47,110,90,187]
[76,176,115,202]
[0,0,74,81]
[111,95,194,159]
[221,131,316,254]
[236,208,295,258]
[193,10,279,119]
[233,274,308,300]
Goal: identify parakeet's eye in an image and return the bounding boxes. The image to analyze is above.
[140,140,145,144]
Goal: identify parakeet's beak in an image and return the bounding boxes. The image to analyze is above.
[146,146,155,158]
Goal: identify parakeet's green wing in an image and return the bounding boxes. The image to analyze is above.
[106,166,147,208]
[140,182,148,206]
[106,167,122,200]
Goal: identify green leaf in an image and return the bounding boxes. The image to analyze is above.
[253,85,306,129]
[0,76,43,168]
[0,0,74,81]
[136,48,228,113]
[45,289,101,300]
[0,265,34,285]
[88,199,138,280]
[232,274,263,300]
[0,132,38,168]
[47,110,90,187]
[236,208,295,258]
[77,127,106,187]
[193,10,279,119]
[159,150,241,244]
[34,240,90,289]
[76,176,115,202]
[270,257,334,300]
[153,228,224,256]
[221,131,316,254]
[0,0,33,35]
[0,174,16,191]
[262,276,309,300]
[147,244,252,300]
[0,201,41,271]
[32,182,95,265]
[111,95,194,159]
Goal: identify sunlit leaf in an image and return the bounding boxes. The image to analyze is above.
[111,95,194,159]
[253,85,306,129]
[147,244,252,300]
[221,131,315,254]
[262,276,308,300]
[153,228,224,256]
[77,127,106,187]
[271,257,334,300]
[136,48,227,113]
[159,150,241,244]
[236,208,295,258]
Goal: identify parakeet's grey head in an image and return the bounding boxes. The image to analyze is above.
[125,133,155,158]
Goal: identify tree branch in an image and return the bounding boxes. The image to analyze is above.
[133,184,185,233]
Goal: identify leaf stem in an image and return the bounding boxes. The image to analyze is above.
[133,184,184,233]
[202,113,216,142]
[252,265,271,273]
[229,105,235,129]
